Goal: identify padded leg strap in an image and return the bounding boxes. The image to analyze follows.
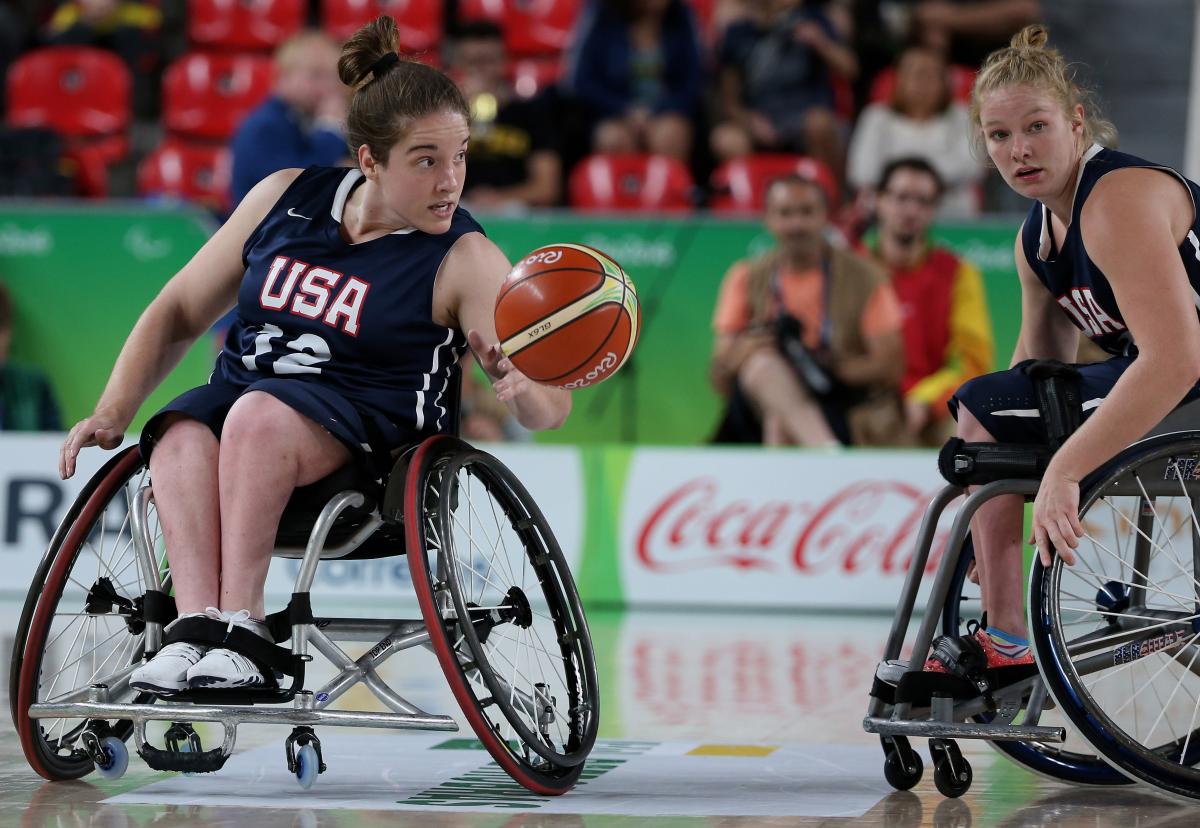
[264,593,314,644]
[164,617,300,687]
[938,439,1053,486]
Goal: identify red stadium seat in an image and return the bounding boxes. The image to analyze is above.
[459,0,582,57]
[162,52,274,141]
[6,47,132,196]
[138,138,233,213]
[188,0,306,51]
[322,0,443,53]
[568,153,695,213]
[710,155,839,214]
[868,64,978,105]
[7,47,130,138]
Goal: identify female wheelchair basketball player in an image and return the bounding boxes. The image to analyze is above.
[16,15,600,793]
[867,24,1200,801]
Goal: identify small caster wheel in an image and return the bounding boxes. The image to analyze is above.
[884,747,924,790]
[295,744,320,790]
[93,736,129,780]
[929,739,972,798]
[881,735,923,791]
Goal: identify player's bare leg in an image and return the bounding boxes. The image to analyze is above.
[148,415,221,614]
[958,407,1027,638]
[216,391,350,619]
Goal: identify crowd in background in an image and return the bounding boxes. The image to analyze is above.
[0,0,1044,442]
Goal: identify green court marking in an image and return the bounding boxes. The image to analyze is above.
[398,758,625,809]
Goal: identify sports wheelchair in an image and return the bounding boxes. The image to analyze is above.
[865,362,1200,803]
[10,430,599,794]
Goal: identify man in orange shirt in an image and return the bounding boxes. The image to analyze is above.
[711,174,907,446]
[865,157,994,445]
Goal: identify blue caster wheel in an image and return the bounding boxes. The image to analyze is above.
[295,744,320,790]
[94,736,129,780]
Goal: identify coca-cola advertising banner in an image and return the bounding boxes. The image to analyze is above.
[620,449,955,609]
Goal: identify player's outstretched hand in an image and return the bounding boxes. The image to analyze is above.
[60,408,127,480]
[467,329,534,403]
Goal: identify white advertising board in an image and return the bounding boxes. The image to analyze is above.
[618,448,956,610]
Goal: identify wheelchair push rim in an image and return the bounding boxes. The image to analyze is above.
[404,435,598,795]
[1032,432,1200,800]
[14,447,160,780]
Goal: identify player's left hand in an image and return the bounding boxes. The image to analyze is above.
[467,329,534,403]
[1030,467,1081,568]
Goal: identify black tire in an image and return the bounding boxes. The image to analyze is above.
[14,447,159,780]
[930,740,972,798]
[1031,431,1200,800]
[942,535,1128,785]
[405,436,599,795]
[883,743,923,791]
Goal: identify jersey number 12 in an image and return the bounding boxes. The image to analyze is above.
[242,323,332,375]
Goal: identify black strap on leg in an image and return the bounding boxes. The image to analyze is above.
[938,438,1053,486]
[1023,359,1083,450]
[164,617,300,688]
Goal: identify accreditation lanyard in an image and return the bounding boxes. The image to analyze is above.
[769,258,833,349]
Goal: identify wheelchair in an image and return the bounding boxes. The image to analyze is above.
[10,425,599,794]
[865,365,1200,803]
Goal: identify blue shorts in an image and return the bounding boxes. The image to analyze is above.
[139,377,419,476]
[949,356,1148,444]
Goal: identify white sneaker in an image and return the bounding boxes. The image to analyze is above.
[186,609,273,690]
[130,641,207,695]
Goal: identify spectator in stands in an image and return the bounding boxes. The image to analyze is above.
[229,30,350,208]
[908,0,1041,67]
[0,1,27,110]
[43,0,161,112]
[710,174,906,446]
[847,45,983,217]
[449,21,562,210]
[863,158,993,445]
[563,0,704,163]
[709,0,857,184]
[0,279,62,432]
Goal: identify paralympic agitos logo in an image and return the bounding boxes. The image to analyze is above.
[634,478,949,575]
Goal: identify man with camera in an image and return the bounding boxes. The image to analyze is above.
[710,174,907,446]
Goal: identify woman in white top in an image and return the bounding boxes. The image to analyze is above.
[848,46,983,217]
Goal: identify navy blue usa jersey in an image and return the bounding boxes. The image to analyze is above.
[1021,145,1200,357]
[216,166,483,434]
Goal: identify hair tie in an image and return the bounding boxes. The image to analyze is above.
[368,52,400,81]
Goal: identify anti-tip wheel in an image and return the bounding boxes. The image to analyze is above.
[93,736,129,780]
[295,744,319,790]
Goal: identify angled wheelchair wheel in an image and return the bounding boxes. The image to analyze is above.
[12,447,161,780]
[404,436,599,795]
[1031,431,1200,800]
[942,536,1127,786]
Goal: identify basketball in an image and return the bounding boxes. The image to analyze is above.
[495,243,640,389]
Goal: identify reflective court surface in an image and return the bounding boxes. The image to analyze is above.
[4,596,1200,828]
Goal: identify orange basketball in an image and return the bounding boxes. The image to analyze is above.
[495,243,640,389]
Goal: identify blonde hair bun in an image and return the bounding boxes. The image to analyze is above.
[1011,23,1050,51]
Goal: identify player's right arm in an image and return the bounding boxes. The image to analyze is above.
[1008,226,1078,367]
[59,169,303,479]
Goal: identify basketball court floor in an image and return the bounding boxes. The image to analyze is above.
[2,595,1196,827]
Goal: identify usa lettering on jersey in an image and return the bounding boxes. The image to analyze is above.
[259,255,369,337]
[1056,288,1127,338]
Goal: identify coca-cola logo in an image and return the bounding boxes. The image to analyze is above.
[636,477,949,576]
